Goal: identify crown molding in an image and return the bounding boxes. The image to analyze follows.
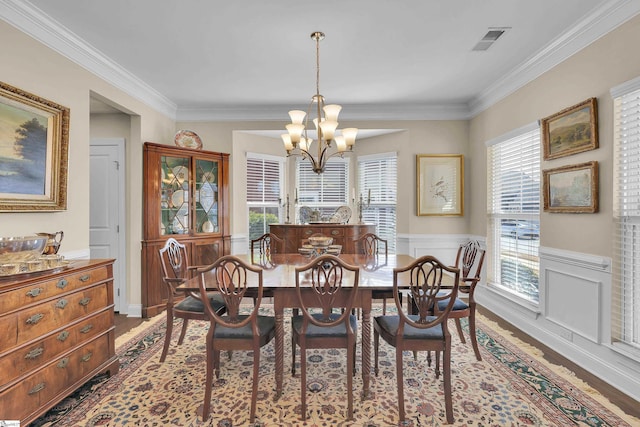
[176,102,472,122]
[0,0,177,119]
[469,0,640,116]
[2,0,639,122]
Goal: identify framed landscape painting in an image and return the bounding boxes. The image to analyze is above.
[416,154,464,216]
[0,81,69,211]
[543,161,598,213]
[541,97,598,160]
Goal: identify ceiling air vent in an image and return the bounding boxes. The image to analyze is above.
[472,27,510,51]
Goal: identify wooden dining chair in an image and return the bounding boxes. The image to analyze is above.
[438,240,485,361]
[291,254,360,421]
[250,232,283,259]
[374,255,460,424]
[157,238,227,363]
[354,233,397,314]
[196,255,276,423]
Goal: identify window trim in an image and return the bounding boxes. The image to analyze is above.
[486,122,541,303]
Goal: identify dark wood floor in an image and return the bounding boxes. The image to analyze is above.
[114,308,639,418]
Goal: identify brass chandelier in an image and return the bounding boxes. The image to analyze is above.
[282,31,358,174]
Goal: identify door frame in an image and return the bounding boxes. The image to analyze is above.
[90,138,127,313]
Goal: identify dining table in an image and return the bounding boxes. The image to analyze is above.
[180,252,417,400]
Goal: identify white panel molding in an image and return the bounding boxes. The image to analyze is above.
[230,233,248,256]
[544,268,602,344]
[0,0,177,119]
[126,304,142,318]
[478,245,640,402]
[396,233,473,260]
[539,246,611,272]
[60,248,91,260]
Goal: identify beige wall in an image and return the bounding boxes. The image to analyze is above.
[0,20,175,309]
[469,14,640,257]
[177,120,470,238]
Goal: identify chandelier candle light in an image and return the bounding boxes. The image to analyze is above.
[282,31,358,174]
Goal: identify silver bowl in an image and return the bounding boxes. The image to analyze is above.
[0,236,49,264]
[308,236,333,247]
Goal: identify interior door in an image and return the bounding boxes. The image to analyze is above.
[90,138,126,312]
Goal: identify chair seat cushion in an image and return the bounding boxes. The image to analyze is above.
[374,315,444,340]
[291,312,358,337]
[175,293,226,313]
[214,315,276,339]
[435,291,469,311]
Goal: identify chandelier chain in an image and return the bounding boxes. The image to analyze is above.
[316,34,321,98]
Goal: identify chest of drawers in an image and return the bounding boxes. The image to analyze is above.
[0,259,118,425]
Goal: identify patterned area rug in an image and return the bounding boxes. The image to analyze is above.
[32,307,638,427]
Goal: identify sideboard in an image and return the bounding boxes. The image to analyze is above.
[269,223,376,253]
[0,259,118,424]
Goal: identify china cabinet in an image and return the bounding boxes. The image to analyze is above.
[142,142,230,318]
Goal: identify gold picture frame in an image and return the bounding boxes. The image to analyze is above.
[541,97,598,160]
[416,154,464,216]
[0,81,69,211]
[543,161,598,213]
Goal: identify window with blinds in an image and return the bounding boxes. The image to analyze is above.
[358,153,397,252]
[296,159,349,220]
[612,77,640,349]
[486,123,541,303]
[247,154,283,240]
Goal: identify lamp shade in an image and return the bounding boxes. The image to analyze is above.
[335,135,347,152]
[289,110,306,124]
[319,120,338,141]
[281,134,294,151]
[323,104,342,122]
[342,128,358,147]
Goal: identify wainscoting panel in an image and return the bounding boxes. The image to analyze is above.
[545,268,602,344]
[396,233,481,261]
[478,245,640,402]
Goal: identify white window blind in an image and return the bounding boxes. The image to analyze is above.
[612,79,640,349]
[487,124,541,302]
[358,153,397,252]
[296,159,349,219]
[247,154,283,240]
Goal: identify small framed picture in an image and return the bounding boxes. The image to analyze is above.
[541,97,598,160]
[416,154,464,216]
[543,161,598,213]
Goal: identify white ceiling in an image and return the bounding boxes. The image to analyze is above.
[4,0,640,120]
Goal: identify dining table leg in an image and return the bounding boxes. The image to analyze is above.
[361,291,372,400]
[274,296,285,400]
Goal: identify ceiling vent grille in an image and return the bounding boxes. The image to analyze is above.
[472,27,510,51]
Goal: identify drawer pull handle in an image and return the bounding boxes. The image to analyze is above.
[80,324,94,334]
[57,278,68,289]
[57,331,70,341]
[26,313,44,325]
[26,287,44,298]
[56,299,68,309]
[57,357,69,368]
[79,297,91,306]
[79,274,91,282]
[331,230,339,235]
[82,352,93,362]
[29,383,45,395]
[304,230,313,235]
[25,347,44,359]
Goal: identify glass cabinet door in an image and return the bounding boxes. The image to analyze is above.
[159,154,190,235]
[194,157,220,234]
